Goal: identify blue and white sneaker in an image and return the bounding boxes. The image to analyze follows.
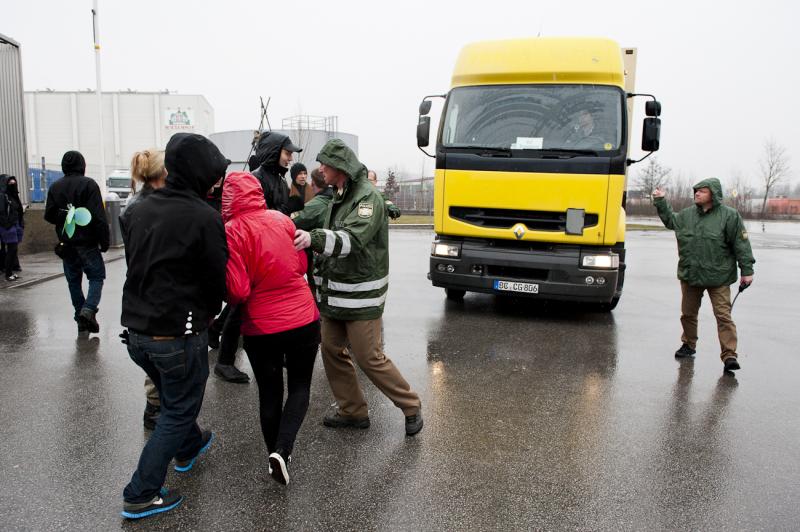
[174,431,215,472]
[121,488,182,519]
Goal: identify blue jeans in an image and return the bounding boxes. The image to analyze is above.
[62,246,105,319]
[123,330,210,503]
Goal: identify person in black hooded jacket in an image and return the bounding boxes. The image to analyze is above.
[44,151,110,333]
[119,133,228,519]
[251,131,303,214]
[0,174,24,281]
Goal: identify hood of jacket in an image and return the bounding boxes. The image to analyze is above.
[693,177,723,208]
[255,131,293,173]
[316,139,367,184]
[0,174,14,194]
[165,133,229,198]
[222,171,266,223]
[61,151,86,176]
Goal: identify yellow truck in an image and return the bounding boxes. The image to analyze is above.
[417,37,661,310]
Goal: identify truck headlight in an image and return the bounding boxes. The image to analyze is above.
[581,253,619,269]
[431,242,461,258]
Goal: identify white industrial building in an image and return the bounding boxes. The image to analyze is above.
[210,115,358,174]
[24,90,214,179]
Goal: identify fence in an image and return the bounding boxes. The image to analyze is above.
[390,177,434,215]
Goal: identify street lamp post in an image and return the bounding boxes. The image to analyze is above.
[92,0,107,196]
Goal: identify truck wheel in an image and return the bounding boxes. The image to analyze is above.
[445,288,466,300]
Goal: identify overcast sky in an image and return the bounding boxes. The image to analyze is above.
[4,0,796,188]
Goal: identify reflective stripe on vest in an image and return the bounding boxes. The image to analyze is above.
[328,275,389,292]
[327,293,388,309]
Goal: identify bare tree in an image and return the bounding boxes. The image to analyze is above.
[759,139,791,217]
[669,173,695,211]
[635,158,672,203]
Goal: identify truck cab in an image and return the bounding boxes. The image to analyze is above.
[418,37,661,309]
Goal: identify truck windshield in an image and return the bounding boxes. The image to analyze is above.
[441,84,623,153]
[107,178,130,188]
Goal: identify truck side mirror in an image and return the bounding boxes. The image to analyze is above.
[419,100,432,116]
[641,117,661,152]
[645,100,661,117]
[417,116,431,148]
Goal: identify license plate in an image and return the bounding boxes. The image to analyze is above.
[493,280,539,294]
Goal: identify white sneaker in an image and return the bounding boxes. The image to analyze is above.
[268,452,290,485]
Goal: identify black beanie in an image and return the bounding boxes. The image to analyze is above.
[61,150,87,175]
[290,162,307,181]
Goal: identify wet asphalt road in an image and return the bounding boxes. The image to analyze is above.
[1,229,799,530]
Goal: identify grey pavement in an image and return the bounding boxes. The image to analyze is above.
[1,228,799,530]
[1,247,126,290]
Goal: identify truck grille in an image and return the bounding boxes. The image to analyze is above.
[450,207,598,231]
[486,265,549,281]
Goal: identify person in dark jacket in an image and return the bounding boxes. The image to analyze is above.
[119,133,228,520]
[653,178,755,373]
[251,131,302,214]
[289,162,314,205]
[223,171,320,486]
[120,148,167,432]
[0,174,24,281]
[44,151,110,334]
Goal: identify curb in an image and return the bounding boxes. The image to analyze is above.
[7,254,126,290]
[389,224,433,230]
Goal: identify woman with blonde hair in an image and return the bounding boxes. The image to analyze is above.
[120,148,167,431]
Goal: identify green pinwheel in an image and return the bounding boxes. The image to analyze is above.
[63,203,92,238]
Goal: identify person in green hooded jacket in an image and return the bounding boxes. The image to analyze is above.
[293,139,423,436]
[653,177,755,373]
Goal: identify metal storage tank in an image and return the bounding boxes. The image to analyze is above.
[210,115,358,174]
[0,34,30,204]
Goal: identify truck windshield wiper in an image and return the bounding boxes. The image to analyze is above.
[527,148,598,158]
[449,146,512,157]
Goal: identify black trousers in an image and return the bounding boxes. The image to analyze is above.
[3,242,18,277]
[217,305,242,366]
[243,320,320,455]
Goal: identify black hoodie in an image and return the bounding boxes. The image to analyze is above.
[0,174,23,229]
[121,133,229,336]
[251,131,293,214]
[44,151,110,250]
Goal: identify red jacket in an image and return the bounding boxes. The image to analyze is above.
[222,172,318,335]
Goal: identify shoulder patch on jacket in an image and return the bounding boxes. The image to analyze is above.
[357,202,374,218]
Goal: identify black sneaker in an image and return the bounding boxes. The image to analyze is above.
[723,357,741,372]
[405,410,424,436]
[143,402,160,431]
[675,343,696,358]
[268,449,291,485]
[214,364,250,383]
[175,431,215,472]
[79,307,100,333]
[323,412,370,429]
[121,488,183,519]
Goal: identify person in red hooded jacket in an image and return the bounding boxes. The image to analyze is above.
[222,171,319,486]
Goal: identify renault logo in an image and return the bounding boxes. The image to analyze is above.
[512,224,526,240]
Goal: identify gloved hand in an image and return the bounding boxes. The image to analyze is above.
[386,202,402,220]
[119,329,130,345]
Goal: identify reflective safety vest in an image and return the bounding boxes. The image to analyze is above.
[309,176,390,321]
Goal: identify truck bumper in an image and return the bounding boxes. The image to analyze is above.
[429,240,621,303]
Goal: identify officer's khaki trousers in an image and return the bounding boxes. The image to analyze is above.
[321,316,420,418]
[680,281,738,360]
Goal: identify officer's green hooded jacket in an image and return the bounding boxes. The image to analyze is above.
[308,139,389,320]
[654,177,755,287]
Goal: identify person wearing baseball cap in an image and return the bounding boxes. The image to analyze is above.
[251,131,302,215]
